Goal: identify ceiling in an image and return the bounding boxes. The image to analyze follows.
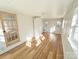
[0,0,77,18]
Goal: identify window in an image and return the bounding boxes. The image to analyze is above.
[68,7,78,55]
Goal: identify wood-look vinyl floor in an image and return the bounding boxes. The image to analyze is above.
[0,33,64,59]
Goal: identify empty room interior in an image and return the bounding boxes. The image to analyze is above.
[0,0,78,59]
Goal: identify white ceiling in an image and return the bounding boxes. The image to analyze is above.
[0,0,77,18]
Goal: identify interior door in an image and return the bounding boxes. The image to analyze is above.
[1,14,19,46]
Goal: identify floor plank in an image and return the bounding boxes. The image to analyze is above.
[0,33,64,59]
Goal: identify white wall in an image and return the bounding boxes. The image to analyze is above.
[34,18,43,38]
[17,13,33,42]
